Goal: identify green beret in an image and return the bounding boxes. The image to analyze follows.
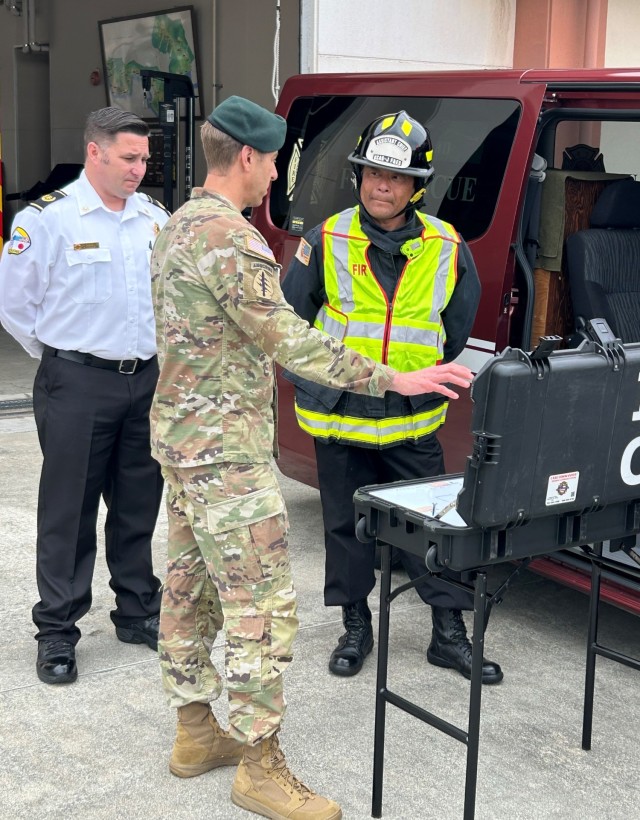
[207,95,286,152]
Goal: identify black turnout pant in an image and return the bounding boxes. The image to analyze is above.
[32,350,163,644]
[314,436,473,612]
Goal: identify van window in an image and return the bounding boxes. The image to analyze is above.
[551,119,640,179]
[271,95,521,241]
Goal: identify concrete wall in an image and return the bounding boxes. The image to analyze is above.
[300,0,516,73]
[0,1,52,210]
[46,1,214,170]
[600,0,640,179]
[301,0,640,75]
[215,0,300,105]
[605,0,640,65]
[0,0,300,231]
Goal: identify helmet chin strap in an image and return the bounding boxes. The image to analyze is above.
[409,185,426,205]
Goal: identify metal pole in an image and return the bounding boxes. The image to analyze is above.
[372,541,392,818]
[160,102,174,212]
[272,0,281,103]
[185,96,194,200]
[464,571,487,820]
[582,542,603,750]
[174,99,182,207]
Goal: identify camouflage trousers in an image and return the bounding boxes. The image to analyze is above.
[158,461,299,745]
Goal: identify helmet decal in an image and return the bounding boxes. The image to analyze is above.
[365,135,413,169]
[348,110,435,183]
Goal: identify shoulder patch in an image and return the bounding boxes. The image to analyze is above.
[294,237,312,266]
[28,189,68,212]
[244,234,276,262]
[7,226,31,255]
[143,193,171,217]
[252,269,276,300]
[234,233,279,302]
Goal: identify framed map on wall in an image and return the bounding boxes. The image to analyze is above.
[98,6,201,120]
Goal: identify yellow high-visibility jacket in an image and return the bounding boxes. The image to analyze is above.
[293,206,460,447]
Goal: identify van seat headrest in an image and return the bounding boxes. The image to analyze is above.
[590,177,640,229]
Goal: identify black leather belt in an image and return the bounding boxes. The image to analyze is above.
[46,347,154,375]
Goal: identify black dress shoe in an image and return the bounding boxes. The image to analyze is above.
[36,639,77,685]
[427,606,503,685]
[115,614,159,650]
[329,600,374,677]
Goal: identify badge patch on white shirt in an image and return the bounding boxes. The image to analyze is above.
[7,227,31,255]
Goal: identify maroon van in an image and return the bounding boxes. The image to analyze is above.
[252,67,640,614]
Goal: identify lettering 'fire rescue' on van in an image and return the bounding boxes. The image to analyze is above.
[252,67,640,615]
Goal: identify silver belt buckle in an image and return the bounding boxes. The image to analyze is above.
[118,359,138,374]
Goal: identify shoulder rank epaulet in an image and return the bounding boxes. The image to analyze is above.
[143,193,171,216]
[28,189,68,212]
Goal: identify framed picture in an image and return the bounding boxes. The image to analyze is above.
[98,6,201,120]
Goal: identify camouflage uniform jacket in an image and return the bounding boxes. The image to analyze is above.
[150,188,395,467]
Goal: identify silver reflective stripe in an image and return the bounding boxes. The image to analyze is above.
[318,308,345,339]
[387,326,440,347]
[323,209,455,359]
[429,248,453,324]
[425,214,456,236]
[331,210,356,308]
[421,214,458,325]
[348,320,385,340]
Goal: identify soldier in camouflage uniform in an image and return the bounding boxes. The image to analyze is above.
[150,96,473,820]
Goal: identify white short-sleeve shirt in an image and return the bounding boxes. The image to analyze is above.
[0,170,170,360]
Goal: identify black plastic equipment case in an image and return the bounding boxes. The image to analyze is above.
[354,340,640,573]
[354,338,640,820]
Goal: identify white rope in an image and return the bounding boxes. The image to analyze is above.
[272,0,281,104]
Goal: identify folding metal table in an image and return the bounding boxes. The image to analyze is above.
[354,338,640,819]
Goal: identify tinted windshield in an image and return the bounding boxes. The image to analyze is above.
[271,95,521,241]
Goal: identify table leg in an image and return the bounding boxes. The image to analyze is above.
[582,542,603,750]
[464,571,487,820]
[372,541,392,818]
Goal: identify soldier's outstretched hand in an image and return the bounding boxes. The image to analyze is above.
[390,362,474,398]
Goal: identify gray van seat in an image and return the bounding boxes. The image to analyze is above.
[565,177,640,343]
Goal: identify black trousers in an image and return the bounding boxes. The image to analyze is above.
[31,351,163,644]
[314,436,473,611]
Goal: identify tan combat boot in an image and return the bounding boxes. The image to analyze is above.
[169,701,244,777]
[231,732,342,819]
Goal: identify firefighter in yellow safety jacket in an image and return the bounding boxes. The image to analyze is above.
[282,111,504,684]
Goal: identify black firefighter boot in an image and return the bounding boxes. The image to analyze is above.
[427,606,504,685]
[328,599,374,677]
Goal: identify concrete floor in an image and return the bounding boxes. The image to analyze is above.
[1,328,639,820]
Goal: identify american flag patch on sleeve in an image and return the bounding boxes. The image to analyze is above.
[295,237,312,266]
[245,235,276,261]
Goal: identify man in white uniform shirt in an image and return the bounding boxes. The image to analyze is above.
[0,107,169,684]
